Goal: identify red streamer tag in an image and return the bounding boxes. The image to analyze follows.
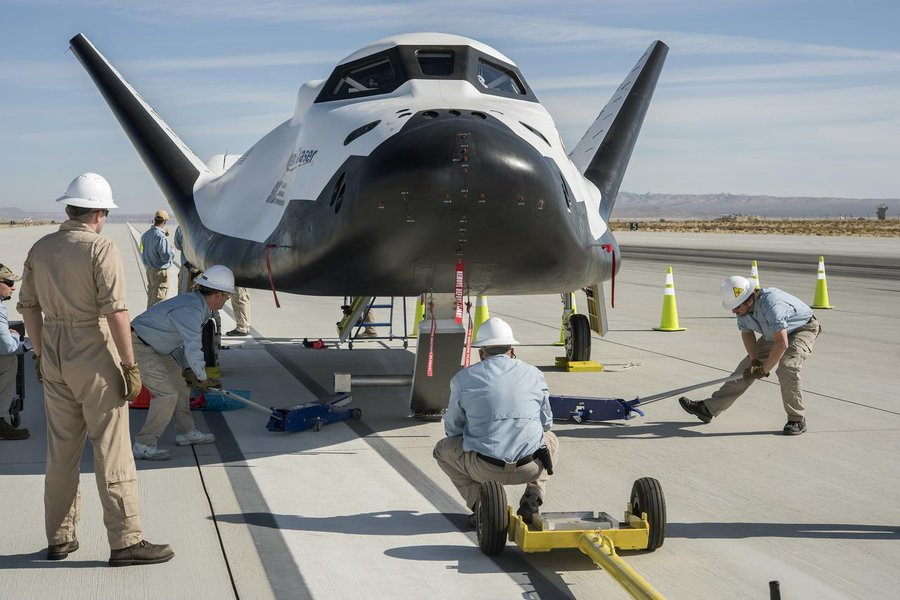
[463,301,473,367]
[426,302,437,377]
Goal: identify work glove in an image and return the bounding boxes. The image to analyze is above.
[750,358,763,368]
[743,364,768,380]
[34,354,43,384]
[121,363,142,402]
[200,377,222,391]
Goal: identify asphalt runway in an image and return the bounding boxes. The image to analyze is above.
[1,224,898,599]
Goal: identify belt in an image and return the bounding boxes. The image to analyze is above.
[476,452,535,468]
[131,327,150,347]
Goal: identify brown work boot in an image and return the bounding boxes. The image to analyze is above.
[108,540,174,567]
[47,539,79,560]
[0,418,29,440]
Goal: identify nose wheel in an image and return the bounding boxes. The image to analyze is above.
[565,313,591,362]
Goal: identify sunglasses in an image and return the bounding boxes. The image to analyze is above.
[0,279,15,287]
[96,209,110,217]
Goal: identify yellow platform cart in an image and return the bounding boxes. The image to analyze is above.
[474,477,667,600]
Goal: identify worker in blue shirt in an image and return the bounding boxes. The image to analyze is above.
[0,263,28,440]
[434,317,559,525]
[130,265,234,460]
[140,210,175,308]
[680,276,821,435]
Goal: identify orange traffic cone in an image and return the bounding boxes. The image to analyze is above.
[750,260,760,290]
[812,256,834,309]
[653,266,686,331]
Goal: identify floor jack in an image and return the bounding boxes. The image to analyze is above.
[474,478,667,599]
[549,374,743,423]
[206,389,362,432]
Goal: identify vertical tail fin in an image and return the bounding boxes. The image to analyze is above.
[68,34,210,218]
[569,41,668,220]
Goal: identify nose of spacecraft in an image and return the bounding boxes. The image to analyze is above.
[343,109,583,290]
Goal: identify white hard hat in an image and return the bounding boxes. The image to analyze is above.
[194,265,235,294]
[721,275,754,310]
[56,173,118,209]
[472,317,520,347]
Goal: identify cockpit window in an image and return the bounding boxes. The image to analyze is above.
[417,51,455,76]
[477,59,525,95]
[332,58,395,96]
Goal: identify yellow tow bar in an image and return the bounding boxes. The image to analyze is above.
[577,533,666,600]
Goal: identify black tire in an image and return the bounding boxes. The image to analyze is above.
[10,411,21,428]
[351,408,362,420]
[476,482,508,555]
[630,477,666,551]
[565,313,591,362]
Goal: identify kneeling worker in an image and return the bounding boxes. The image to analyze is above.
[434,317,558,525]
[679,276,821,435]
[131,265,234,460]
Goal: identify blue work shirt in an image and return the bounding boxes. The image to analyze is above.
[0,302,21,355]
[444,354,551,463]
[141,226,174,270]
[132,291,211,379]
[173,226,187,267]
[737,288,813,341]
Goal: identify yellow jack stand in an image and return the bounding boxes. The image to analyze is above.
[555,357,604,372]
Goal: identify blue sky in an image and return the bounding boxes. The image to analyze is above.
[2,0,898,213]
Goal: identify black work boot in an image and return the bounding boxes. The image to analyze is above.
[0,418,29,440]
[47,539,79,560]
[679,397,713,424]
[783,419,806,436]
[109,540,174,567]
[517,492,543,525]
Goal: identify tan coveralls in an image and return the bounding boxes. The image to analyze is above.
[230,287,251,332]
[17,220,143,549]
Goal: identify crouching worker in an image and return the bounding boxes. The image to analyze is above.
[131,265,235,460]
[433,317,559,526]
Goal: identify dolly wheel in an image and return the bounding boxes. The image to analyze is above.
[476,482,509,555]
[565,313,591,362]
[631,477,666,551]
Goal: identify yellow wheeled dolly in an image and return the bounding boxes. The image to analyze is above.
[475,478,667,600]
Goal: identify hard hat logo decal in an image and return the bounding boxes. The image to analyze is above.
[732,287,744,298]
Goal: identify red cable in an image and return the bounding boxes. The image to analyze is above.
[264,244,281,308]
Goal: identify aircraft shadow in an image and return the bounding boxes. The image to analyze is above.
[667,522,900,541]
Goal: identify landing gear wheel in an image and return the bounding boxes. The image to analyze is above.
[351,408,362,420]
[565,313,591,362]
[630,477,666,551]
[476,481,509,555]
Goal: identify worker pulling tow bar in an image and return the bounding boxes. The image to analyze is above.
[550,374,744,423]
[474,477,667,599]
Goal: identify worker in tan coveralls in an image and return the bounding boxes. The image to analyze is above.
[17,173,174,566]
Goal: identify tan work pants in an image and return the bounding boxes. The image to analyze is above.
[0,353,16,415]
[705,319,821,421]
[230,287,251,332]
[433,431,559,510]
[146,268,169,308]
[133,339,195,446]
[42,321,142,549]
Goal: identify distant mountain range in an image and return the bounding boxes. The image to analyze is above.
[614,192,899,219]
[3,192,898,221]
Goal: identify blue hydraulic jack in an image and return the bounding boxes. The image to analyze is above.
[213,389,362,432]
[550,375,742,423]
